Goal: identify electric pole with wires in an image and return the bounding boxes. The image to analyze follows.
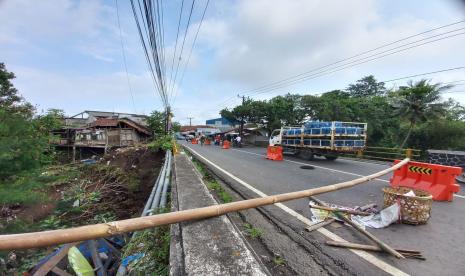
[238,94,245,138]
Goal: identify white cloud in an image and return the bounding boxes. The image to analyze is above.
[9,65,162,116]
[199,0,465,92]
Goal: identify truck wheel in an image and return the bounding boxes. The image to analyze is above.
[324,155,338,161]
[298,150,314,161]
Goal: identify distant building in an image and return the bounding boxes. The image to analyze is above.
[52,110,152,150]
[65,110,148,128]
[205,117,234,132]
[180,125,221,136]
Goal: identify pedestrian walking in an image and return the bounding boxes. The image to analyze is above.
[200,135,205,146]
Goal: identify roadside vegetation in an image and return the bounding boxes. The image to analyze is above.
[243,223,263,239]
[0,63,176,274]
[121,208,171,275]
[221,76,465,151]
[190,156,234,203]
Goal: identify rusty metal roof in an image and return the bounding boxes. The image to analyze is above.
[90,118,118,127]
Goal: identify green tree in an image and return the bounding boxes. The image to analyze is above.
[346,75,386,97]
[147,111,165,136]
[35,108,65,133]
[0,62,34,117]
[391,79,450,148]
[0,110,50,179]
[171,121,181,132]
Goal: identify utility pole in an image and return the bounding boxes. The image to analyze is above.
[165,106,171,134]
[187,117,194,126]
[237,94,245,138]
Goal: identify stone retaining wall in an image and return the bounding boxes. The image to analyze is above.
[427,150,465,167]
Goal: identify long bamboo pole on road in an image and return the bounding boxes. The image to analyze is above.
[0,158,409,250]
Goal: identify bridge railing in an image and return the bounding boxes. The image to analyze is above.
[346,147,423,162]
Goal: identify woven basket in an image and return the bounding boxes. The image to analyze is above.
[383,186,433,225]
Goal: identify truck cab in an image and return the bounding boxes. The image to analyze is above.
[269,129,282,146]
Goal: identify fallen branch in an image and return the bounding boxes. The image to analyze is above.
[325,241,425,260]
[309,204,371,216]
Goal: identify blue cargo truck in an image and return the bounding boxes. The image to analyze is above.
[269,121,367,160]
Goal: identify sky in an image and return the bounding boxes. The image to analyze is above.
[1,0,465,125]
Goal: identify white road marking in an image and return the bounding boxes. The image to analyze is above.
[233,148,390,183]
[184,144,409,276]
[233,148,465,200]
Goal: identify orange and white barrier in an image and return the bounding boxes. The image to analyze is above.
[390,160,462,201]
[266,146,283,161]
[222,140,230,149]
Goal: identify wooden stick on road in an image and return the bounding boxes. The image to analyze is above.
[309,204,371,216]
[310,197,405,259]
[325,241,425,260]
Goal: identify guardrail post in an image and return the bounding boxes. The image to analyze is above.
[405,148,413,159]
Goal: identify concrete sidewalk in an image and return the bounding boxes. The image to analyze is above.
[169,152,267,275]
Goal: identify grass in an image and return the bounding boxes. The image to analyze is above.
[0,165,80,205]
[244,223,263,239]
[206,180,233,203]
[190,152,234,204]
[273,256,286,266]
[122,209,171,275]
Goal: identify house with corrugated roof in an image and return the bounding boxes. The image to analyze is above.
[52,110,152,151]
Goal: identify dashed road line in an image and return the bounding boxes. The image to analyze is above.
[184,144,409,276]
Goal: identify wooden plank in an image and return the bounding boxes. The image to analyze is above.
[51,267,73,276]
[305,218,336,232]
[89,239,107,276]
[33,242,79,276]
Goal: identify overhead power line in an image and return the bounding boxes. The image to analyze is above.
[172,0,210,106]
[247,28,465,97]
[241,19,465,96]
[213,66,465,113]
[115,0,137,113]
[215,22,465,109]
[381,67,465,82]
[168,0,185,100]
[130,0,169,108]
[170,0,196,96]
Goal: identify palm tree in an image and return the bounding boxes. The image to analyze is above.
[392,79,451,149]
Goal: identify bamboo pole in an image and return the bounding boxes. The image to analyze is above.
[0,158,409,251]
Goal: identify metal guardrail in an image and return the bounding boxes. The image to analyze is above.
[350,147,422,162]
[116,149,172,275]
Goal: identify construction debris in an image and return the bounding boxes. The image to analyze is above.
[309,204,371,216]
[305,218,337,232]
[309,196,405,259]
[325,241,425,260]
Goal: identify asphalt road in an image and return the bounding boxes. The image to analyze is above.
[182,141,465,276]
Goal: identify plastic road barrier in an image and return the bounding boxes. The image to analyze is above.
[191,139,198,144]
[222,140,230,149]
[390,160,462,201]
[266,145,283,161]
[205,139,211,145]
